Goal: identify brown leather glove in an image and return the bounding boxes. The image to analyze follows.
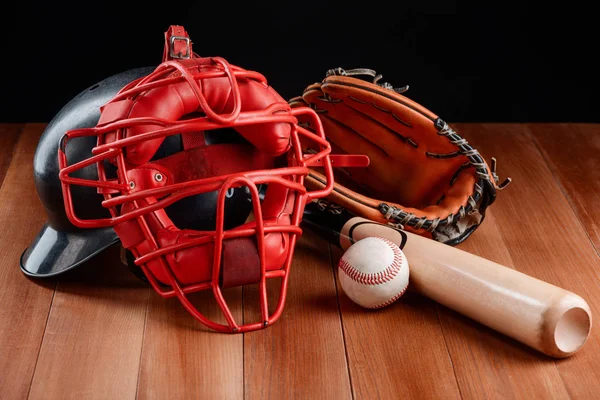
[291,68,510,245]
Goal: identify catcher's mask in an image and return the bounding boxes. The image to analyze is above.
[57,27,340,333]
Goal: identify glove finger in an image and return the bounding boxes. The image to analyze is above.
[299,83,324,105]
[293,87,392,169]
[291,98,413,200]
[305,99,459,195]
[302,88,414,155]
[289,96,307,109]
[318,117,401,194]
[300,79,475,207]
[320,76,461,156]
[318,111,389,164]
[303,89,472,206]
[321,114,450,206]
[317,102,419,158]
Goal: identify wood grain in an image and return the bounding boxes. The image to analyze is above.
[0,124,21,189]
[444,210,569,399]
[244,233,352,400]
[455,123,600,398]
[137,287,243,399]
[331,246,461,400]
[528,123,600,252]
[0,124,56,400]
[1,123,599,399]
[28,244,149,400]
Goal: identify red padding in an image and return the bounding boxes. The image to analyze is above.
[114,182,296,287]
[152,143,274,183]
[221,238,261,288]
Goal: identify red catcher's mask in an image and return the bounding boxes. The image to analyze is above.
[57,26,340,333]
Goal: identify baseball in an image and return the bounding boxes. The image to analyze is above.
[338,236,409,309]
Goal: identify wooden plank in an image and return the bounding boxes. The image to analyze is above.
[0,124,22,189]
[528,123,600,252]
[244,233,352,400]
[454,123,600,397]
[27,126,150,399]
[0,124,56,399]
[330,248,461,399]
[28,247,149,400]
[137,287,243,399]
[443,209,569,399]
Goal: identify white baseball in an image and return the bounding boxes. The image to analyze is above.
[338,237,409,309]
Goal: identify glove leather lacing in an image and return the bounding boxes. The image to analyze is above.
[326,67,410,94]
[379,118,511,233]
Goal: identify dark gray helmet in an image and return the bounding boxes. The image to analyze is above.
[20,67,155,277]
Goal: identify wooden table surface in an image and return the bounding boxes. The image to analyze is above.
[1,123,599,399]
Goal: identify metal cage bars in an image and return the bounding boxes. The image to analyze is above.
[57,70,334,332]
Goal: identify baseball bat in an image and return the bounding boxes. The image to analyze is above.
[302,200,592,358]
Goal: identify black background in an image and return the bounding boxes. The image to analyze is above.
[2,1,597,123]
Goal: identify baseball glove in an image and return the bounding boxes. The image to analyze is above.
[290,68,511,245]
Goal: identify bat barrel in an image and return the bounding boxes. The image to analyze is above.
[546,298,591,357]
[357,221,593,358]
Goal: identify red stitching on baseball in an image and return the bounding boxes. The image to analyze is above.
[369,285,408,309]
[338,237,404,286]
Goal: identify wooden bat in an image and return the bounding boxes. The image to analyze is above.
[302,200,592,358]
